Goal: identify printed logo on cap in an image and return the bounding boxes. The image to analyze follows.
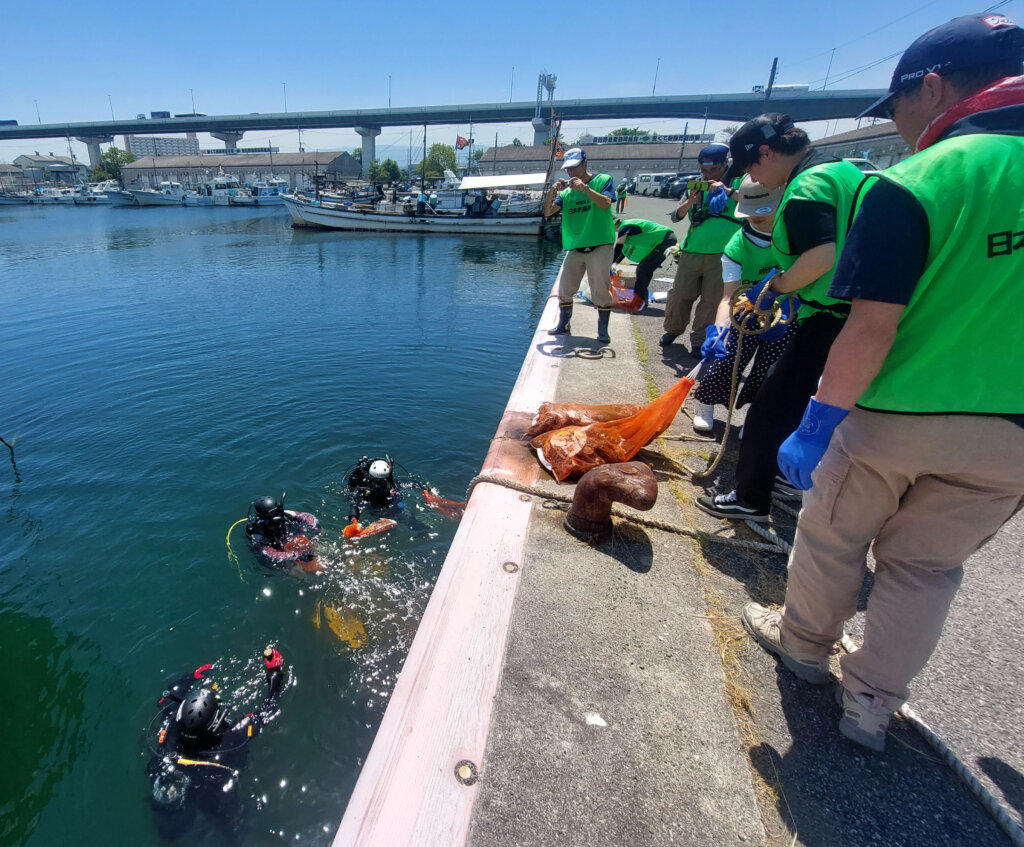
[982,14,1013,28]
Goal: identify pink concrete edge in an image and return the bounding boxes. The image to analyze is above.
[333,285,564,846]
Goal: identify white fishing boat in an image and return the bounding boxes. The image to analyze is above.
[53,187,79,205]
[229,187,256,206]
[281,173,551,236]
[211,175,241,206]
[130,181,185,206]
[105,187,139,206]
[73,181,117,205]
[0,193,30,205]
[250,177,289,206]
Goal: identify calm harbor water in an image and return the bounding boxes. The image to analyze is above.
[0,203,562,846]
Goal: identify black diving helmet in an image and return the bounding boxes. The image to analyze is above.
[247,495,286,539]
[175,688,229,748]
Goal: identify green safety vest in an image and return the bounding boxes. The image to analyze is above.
[682,177,742,254]
[559,174,615,250]
[771,159,864,319]
[855,132,1024,416]
[619,218,675,263]
[723,225,779,286]
[616,182,627,197]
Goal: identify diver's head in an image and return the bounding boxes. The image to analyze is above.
[251,496,284,521]
[369,460,392,481]
[175,688,228,747]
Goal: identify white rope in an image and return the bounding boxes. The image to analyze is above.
[839,634,1024,845]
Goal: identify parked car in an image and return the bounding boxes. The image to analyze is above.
[843,157,881,174]
[665,173,699,200]
[635,172,676,196]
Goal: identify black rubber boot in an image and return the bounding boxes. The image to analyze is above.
[548,304,573,335]
[596,308,611,343]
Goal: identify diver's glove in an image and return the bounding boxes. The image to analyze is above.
[700,325,729,360]
[739,271,780,311]
[777,399,849,490]
[758,295,798,342]
[707,186,729,215]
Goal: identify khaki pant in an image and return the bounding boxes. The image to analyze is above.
[779,408,1024,710]
[663,250,723,346]
[556,244,613,308]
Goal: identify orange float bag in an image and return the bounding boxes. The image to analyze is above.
[524,401,645,438]
[530,376,696,482]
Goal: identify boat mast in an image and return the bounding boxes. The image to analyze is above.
[422,123,427,195]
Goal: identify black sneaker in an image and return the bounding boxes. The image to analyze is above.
[695,490,769,522]
[773,473,803,498]
[659,332,679,346]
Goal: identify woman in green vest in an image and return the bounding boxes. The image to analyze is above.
[689,177,787,433]
[696,114,865,522]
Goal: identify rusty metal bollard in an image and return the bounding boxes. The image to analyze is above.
[564,461,658,542]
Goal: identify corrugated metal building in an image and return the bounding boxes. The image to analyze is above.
[120,151,361,189]
[12,154,90,183]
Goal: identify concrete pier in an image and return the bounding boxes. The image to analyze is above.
[75,134,113,168]
[211,130,244,151]
[335,195,1022,847]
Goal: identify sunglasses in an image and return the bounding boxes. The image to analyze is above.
[881,80,924,120]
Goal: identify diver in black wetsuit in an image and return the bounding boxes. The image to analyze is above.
[244,494,321,570]
[144,647,286,840]
[345,457,400,521]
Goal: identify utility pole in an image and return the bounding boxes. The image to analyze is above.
[510,66,514,102]
[388,75,392,110]
[765,58,778,101]
[108,94,114,121]
[34,100,41,125]
[190,88,196,114]
[822,48,836,90]
[652,57,660,96]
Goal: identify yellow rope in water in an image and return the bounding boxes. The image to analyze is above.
[225,518,248,583]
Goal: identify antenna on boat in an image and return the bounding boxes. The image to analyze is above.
[422,123,428,195]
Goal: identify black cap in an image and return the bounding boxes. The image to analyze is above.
[728,114,796,171]
[859,13,1024,119]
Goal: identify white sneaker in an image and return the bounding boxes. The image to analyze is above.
[693,403,715,433]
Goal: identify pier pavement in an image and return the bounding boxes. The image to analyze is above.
[338,195,1022,846]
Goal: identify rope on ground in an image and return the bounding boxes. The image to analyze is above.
[743,519,794,555]
[465,473,784,553]
[839,633,1024,846]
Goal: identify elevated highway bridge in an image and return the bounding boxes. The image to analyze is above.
[0,89,884,173]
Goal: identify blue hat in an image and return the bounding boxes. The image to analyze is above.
[859,13,1024,119]
[562,147,587,169]
[697,143,729,165]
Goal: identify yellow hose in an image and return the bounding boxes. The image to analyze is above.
[226,518,248,583]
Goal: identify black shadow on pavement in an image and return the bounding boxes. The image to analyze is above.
[978,757,1024,825]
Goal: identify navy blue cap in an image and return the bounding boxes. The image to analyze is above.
[860,13,1024,119]
[727,114,797,170]
[697,143,729,164]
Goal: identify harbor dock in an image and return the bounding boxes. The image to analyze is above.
[336,196,1022,847]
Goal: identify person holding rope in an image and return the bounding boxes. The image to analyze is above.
[741,13,1024,752]
[695,115,864,522]
[689,176,786,433]
[544,147,618,344]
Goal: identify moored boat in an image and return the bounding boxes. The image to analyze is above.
[130,181,186,206]
[281,173,552,236]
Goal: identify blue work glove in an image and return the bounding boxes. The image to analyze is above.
[777,398,849,490]
[739,269,780,311]
[700,324,729,360]
[759,294,799,342]
[707,186,728,215]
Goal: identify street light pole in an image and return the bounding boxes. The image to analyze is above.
[108,94,114,121]
[388,75,392,110]
[652,58,660,96]
[282,83,288,113]
[510,66,514,102]
[189,88,196,114]
[34,100,41,125]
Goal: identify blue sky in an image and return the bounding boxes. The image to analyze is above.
[0,0,1016,165]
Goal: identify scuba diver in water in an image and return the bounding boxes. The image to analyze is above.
[244,493,322,572]
[342,456,468,538]
[144,647,287,840]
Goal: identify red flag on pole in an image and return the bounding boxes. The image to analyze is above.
[456,135,469,150]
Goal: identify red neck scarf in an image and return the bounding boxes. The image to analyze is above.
[916,75,1024,151]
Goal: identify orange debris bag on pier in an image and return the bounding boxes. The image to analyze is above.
[524,401,645,439]
[530,375,696,482]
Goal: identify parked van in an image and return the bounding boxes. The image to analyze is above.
[635,172,676,196]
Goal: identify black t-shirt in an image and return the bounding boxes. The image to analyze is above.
[828,179,929,305]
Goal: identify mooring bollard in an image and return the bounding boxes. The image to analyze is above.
[564,461,658,542]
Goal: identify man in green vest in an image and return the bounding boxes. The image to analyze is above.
[741,13,1024,752]
[613,217,677,305]
[544,147,617,343]
[615,179,628,214]
[660,143,742,356]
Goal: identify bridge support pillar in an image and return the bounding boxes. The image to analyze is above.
[354,127,381,179]
[75,135,114,169]
[531,117,550,147]
[211,131,244,152]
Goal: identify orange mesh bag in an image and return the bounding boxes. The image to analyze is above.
[530,376,696,481]
[524,401,645,438]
